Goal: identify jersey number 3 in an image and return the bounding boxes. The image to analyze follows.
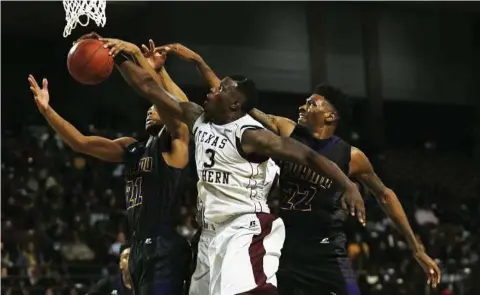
[126,177,143,210]
[203,148,216,168]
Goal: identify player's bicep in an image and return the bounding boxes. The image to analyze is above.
[81,136,136,162]
[163,124,190,168]
[249,109,296,136]
[274,116,296,137]
[349,147,387,196]
[160,68,189,102]
[179,101,204,131]
[241,129,309,164]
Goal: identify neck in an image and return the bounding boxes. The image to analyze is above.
[310,125,336,139]
[122,271,132,289]
[212,112,244,125]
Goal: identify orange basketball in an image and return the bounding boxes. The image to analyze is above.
[67,39,114,85]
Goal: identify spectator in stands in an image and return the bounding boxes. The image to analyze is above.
[108,232,126,257]
[60,232,95,262]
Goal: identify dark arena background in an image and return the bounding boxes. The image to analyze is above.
[2,1,479,295]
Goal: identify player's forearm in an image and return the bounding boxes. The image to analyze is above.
[130,49,187,102]
[41,107,87,152]
[377,189,422,253]
[278,138,354,190]
[306,150,356,191]
[194,57,221,89]
[249,109,279,134]
[116,60,186,122]
[131,50,186,135]
[159,67,189,102]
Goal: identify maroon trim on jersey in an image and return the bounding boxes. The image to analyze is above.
[237,213,277,295]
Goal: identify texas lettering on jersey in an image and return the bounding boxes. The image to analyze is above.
[195,129,231,185]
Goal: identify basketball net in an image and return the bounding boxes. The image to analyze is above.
[62,0,107,38]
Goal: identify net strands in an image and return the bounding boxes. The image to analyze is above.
[63,0,107,38]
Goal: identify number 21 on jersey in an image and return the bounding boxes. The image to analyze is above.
[126,177,143,210]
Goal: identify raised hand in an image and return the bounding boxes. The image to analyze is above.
[100,38,140,57]
[154,43,200,62]
[340,185,366,226]
[141,39,167,72]
[28,74,50,114]
[414,251,442,288]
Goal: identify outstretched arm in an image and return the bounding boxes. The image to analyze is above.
[241,128,365,223]
[28,75,135,162]
[248,109,297,136]
[349,147,441,287]
[156,43,297,136]
[139,40,190,103]
[128,47,188,140]
[102,39,204,132]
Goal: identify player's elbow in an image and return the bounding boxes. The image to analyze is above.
[70,138,88,154]
[136,74,157,96]
[304,149,318,165]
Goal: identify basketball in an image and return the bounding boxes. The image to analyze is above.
[67,39,114,85]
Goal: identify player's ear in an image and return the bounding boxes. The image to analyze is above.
[230,100,241,111]
[325,112,336,124]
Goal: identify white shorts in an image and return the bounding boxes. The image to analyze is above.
[189,213,285,295]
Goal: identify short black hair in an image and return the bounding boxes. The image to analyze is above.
[229,75,258,113]
[120,243,131,254]
[313,83,351,122]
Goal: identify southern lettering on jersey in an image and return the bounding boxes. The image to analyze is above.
[194,128,231,185]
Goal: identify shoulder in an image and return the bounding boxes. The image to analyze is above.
[234,114,265,138]
[350,146,366,160]
[193,113,207,133]
[180,101,204,131]
[349,146,372,175]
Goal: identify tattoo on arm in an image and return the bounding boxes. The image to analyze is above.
[179,102,204,131]
[242,129,353,189]
[350,147,387,197]
[249,109,280,134]
[249,109,296,137]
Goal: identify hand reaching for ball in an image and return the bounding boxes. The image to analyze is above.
[153,43,201,62]
[100,38,140,57]
[141,39,167,72]
[28,75,50,114]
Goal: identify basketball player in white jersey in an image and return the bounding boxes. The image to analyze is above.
[101,37,364,295]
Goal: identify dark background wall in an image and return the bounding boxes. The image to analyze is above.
[1,1,478,155]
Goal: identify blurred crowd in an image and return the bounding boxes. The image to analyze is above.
[1,125,478,295]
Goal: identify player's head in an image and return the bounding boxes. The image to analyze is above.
[119,244,131,273]
[145,105,164,135]
[298,84,349,130]
[205,75,258,122]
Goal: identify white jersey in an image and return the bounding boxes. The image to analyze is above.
[193,113,277,224]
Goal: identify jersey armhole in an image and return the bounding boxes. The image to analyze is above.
[192,113,206,136]
[123,140,142,162]
[235,126,269,164]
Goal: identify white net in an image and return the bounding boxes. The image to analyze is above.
[62,0,107,38]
